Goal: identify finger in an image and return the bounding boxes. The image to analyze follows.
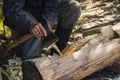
[35,25,44,37]
[34,28,42,38]
[32,29,38,38]
[38,23,47,36]
[32,28,40,38]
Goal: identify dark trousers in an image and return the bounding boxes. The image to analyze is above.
[22,0,81,60]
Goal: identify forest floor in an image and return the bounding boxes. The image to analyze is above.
[72,0,120,80]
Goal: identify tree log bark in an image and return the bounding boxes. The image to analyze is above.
[23,34,120,80]
[105,22,120,73]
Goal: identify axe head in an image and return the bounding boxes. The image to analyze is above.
[42,31,58,47]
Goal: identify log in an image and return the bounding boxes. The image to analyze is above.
[112,22,120,36]
[22,34,120,80]
[105,22,120,73]
[82,25,115,39]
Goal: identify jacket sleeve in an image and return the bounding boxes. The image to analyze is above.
[41,0,59,28]
[3,0,38,32]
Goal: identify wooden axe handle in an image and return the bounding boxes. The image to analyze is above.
[4,33,34,55]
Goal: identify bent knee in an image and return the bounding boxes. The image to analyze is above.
[60,0,81,12]
[69,0,81,13]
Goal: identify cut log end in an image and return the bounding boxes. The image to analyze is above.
[22,62,43,80]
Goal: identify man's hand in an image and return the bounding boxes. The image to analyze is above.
[31,23,47,38]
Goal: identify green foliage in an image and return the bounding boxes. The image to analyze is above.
[0,5,3,30]
[0,4,11,36]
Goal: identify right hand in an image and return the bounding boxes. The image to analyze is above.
[30,23,47,38]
